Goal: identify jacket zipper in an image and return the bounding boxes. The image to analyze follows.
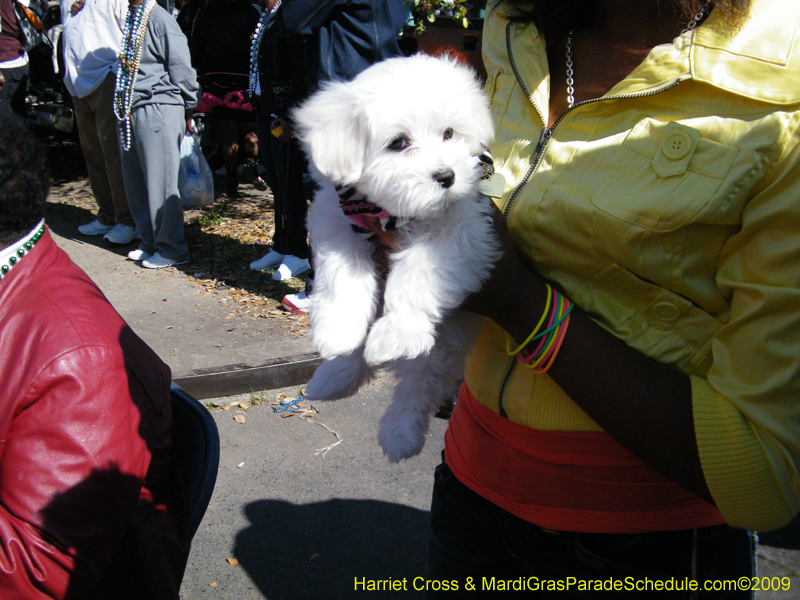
[495,21,688,417]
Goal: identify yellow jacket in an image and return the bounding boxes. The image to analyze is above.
[469,0,800,530]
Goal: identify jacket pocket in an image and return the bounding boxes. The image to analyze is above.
[575,263,722,375]
[591,118,739,232]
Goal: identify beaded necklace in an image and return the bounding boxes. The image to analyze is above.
[114,0,158,151]
[0,222,45,282]
[248,0,282,98]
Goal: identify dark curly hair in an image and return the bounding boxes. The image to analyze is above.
[0,104,49,244]
[496,0,752,39]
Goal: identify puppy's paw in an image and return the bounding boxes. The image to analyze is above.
[310,303,370,359]
[303,352,374,400]
[378,407,429,462]
[364,314,436,365]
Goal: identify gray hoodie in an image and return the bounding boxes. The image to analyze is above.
[128,3,199,110]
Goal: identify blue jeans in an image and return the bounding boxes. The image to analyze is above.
[425,458,755,598]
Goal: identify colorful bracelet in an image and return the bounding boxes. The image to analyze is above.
[506,283,552,356]
[530,310,571,373]
[520,293,572,369]
[519,295,570,366]
[506,284,574,373]
[516,289,562,364]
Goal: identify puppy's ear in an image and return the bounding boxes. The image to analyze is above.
[292,83,367,186]
[471,99,495,155]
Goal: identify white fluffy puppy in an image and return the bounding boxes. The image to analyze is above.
[293,54,501,461]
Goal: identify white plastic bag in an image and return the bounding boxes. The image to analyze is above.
[178,132,214,209]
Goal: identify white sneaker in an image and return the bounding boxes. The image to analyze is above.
[282,289,310,314]
[127,248,152,262]
[78,220,113,236]
[103,223,140,245]
[272,255,310,281]
[249,249,284,272]
[142,253,189,269]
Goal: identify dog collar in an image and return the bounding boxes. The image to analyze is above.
[336,185,408,248]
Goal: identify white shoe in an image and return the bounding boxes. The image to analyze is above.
[249,249,284,271]
[282,289,310,314]
[127,248,152,261]
[142,253,189,269]
[272,255,310,281]
[78,220,113,236]
[103,223,140,245]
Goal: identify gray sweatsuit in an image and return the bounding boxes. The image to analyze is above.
[119,3,200,262]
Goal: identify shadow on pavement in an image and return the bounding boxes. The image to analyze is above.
[234,498,430,599]
[45,201,123,249]
[45,139,88,186]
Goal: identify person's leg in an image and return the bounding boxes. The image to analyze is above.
[280,138,310,260]
[119,114,155,257]
[424,457,523,598]
[73,80,117,227]
[249,109,287,270]
[93,73,134,227]
[269,132,290,255]
[131,103,189,262]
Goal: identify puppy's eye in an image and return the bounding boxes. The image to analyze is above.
[388,136,409,151]
[443,128,454,140]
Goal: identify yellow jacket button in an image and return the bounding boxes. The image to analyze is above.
[662,131,693,160]
[653,301,681,323]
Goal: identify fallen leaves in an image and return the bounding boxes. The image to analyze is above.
[46,147,310,328]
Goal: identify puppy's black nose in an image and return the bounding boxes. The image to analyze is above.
[433,168,455,189]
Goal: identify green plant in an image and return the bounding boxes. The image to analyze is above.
[197,211,225,226]
[407,0,470,34]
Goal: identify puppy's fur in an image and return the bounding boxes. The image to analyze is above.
[293,54,500,461]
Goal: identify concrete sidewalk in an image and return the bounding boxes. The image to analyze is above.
[44,194,800,599]
[45,198,320,399]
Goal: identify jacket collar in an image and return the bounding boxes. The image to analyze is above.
[690,0,800,105]
[500,0,800,108]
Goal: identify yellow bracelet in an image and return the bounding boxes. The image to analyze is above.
[506,284,552,356]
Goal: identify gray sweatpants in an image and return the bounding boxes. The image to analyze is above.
[120,102,190,262]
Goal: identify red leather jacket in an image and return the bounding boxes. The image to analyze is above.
[0,229,189,599]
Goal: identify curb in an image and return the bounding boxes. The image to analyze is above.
[173,353,322,400]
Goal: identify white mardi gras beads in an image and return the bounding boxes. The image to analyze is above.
[248,0,282,98]
[114,0,158,151]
